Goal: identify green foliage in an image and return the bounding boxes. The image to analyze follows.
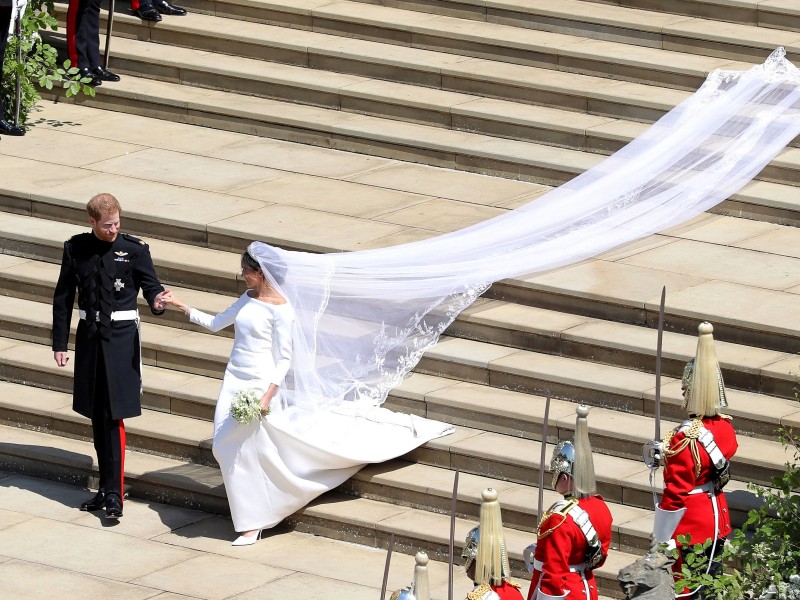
[673,387,800,600]
[1,1,95,125]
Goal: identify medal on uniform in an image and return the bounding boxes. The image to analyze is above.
[114,279,125,292]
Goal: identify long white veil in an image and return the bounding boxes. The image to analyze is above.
[250,48,800,425]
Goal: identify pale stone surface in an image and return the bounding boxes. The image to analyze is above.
[661,213,781,245]
[208,137,394,178]
[0,561,161,600]
[620,238,800,291]
[459,301,591,335]
[424,337,520,368]
[0,508,33,530]
[376,197,506,232]
[207,204,405,252]
[0,518,200,580]
[232,173,431,219]
[666,281,800,335]
[0,128,146,169]
[520,258,709,305]
[232,572,379,600]
[89,148,286,194]
[131,554,291,600]
[33,104,251,156]
[345,162,543,206]
[70,498,211,539]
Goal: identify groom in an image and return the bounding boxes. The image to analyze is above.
[52,193,169,519]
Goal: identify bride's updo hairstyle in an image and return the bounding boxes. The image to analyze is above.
[241,250,261,274]
[244,245,288,286]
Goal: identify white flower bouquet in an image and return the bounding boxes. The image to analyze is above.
[230,389,266,424]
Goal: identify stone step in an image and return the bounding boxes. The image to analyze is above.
[3,209,800,357]
[0,328,789,490]
[4,284,798,406]
[3,279,799,440]
[0,422,639,596]
[60,35,800,168]
[102,0,757,91]
[45,72,603,187]
[0,381,216,466]
[90,33,649,155]
[70,12,694,125]
[343,0,800,62]
[579,0,800,32]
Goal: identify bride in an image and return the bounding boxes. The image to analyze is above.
[163,249,295,544]
[163,247,454,545]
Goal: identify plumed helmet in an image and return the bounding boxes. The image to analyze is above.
[462,526,479,573]
[682,322,728,417]
[390,551,430,600]
[573,405,597,498]
[467,489,512,586]
[549,440,575,489]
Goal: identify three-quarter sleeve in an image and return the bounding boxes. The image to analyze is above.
[190,294,248,332]
[268,306,294,386]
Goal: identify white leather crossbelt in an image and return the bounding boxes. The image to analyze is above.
[79,309,139,321]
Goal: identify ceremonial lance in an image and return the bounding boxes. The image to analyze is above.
[13,0,23,128]
[379,532,395,600]
[643,287,666,506]
[537,395,551,527]
[447,469,459,600]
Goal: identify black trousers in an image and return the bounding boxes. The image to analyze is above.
[66,0,101,69]
[91,350,126,500]
[0,6,11,119]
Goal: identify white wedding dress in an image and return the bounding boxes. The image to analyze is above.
[190,292,454,532]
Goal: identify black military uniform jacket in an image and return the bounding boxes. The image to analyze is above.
[52,232,165,420]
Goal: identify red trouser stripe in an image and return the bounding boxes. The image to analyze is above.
[66,0,79,67]
[118,420,126,500]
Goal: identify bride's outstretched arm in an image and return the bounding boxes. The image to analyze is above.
[160,291,191,315]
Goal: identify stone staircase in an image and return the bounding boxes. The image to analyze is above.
[1,0,799,597]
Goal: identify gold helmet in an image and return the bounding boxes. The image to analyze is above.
[682,322,728,417]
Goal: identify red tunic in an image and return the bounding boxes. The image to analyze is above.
[527,496,613,600]
[660,416,738,547]
[468,581,524,600]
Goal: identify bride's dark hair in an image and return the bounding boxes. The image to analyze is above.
[241,250,260,273]
[242,248,288,285]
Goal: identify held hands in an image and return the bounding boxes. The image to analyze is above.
[153,289,170,311]
[158,290,191,315]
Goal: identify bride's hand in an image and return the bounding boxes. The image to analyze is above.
[260,392,271,415]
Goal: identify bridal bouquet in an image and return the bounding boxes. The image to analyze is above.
[230,389,266,424]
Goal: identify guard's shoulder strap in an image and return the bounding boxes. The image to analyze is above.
[695,424,728,469]
[567,503,600,548]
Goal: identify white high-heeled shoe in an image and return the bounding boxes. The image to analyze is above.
[231,529,262,546]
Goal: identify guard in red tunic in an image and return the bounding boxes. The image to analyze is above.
[462,488,525,600]
[654,321,738,598]
[526,405,613,600]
